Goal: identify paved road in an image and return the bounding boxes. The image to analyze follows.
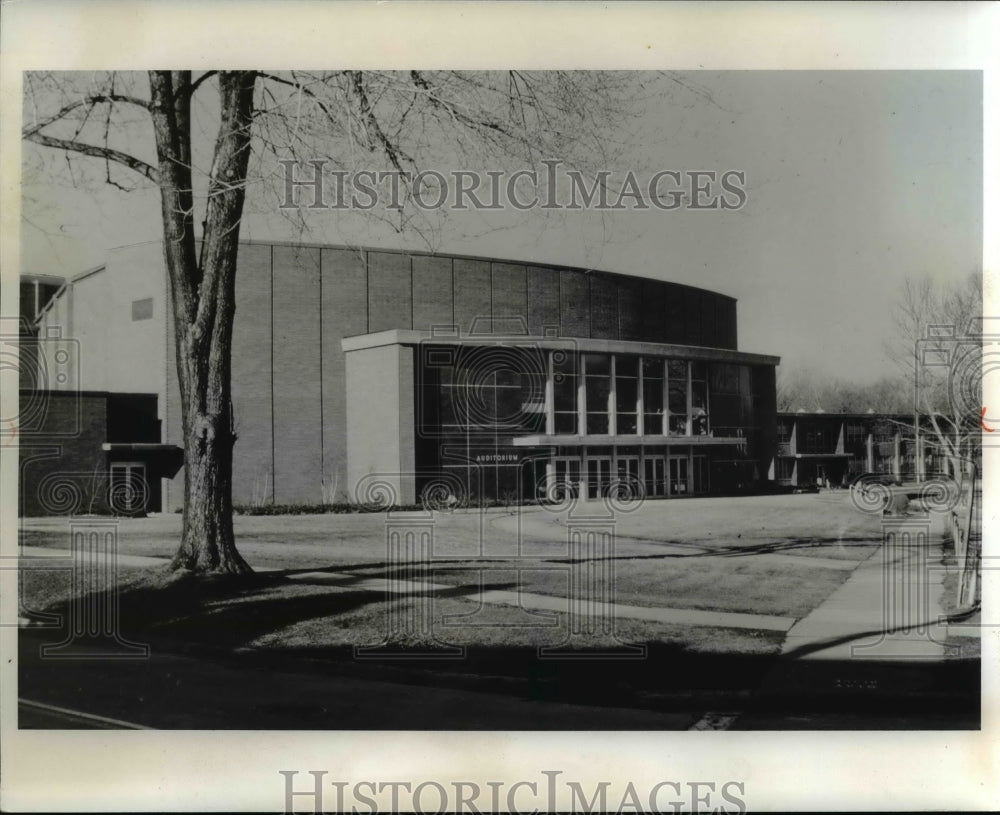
[18,626,978,731]
[17,629,698,730]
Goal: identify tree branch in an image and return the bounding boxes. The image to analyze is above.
[22,130,159,183]
[22,93,149,138]
[188,71,218,96]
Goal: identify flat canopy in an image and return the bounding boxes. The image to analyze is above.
[512,434,747,447]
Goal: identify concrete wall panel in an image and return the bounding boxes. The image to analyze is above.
[345,343,416,505]
[640,278,667,343]
[368,251,412,333]
[412,256,454,331]
[272,245,322,503]
[589,273,619,340]
[321,247,368,502]
[490,262,527,335]
[526,266,560,336]
[617,277,643,342]
[453,258,491,334]
[559,270,590,338]
[231,243,274,506]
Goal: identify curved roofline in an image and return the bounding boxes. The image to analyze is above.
[97,237,737,303]
[233,238,740,303]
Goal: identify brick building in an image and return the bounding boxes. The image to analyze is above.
[25,240,781,511]
[773,411,942,488]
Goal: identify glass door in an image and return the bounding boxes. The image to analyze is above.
[669,455,689,495]
[616,456,639,486]
[109,462,146,515]
[692,455,709,494]
[586,456,612,499]
[644,456,666,497]
[553,456,582,499]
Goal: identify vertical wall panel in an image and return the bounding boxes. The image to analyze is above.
[321,247,368,502]
[589,274,619,340]
[617,277,643,341]
[559,270,590,338]
[490,262,527,335]
[683,289,701,346]
[725,299,739,349]
[411,256,454,331]
[700,293,716,348]
[714,295,737,350]
[367,251,412,333]
[231,243,274,506]
[272,245,322,503]
[453,258,491,334]
[527,266,560,336]
[641,279,667,343]
[664,283,685,344]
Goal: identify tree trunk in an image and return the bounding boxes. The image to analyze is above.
[149,70,257,574]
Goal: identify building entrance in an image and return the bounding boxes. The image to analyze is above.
[669,455,689,495]
[109,462,146,515]
[616,455,640,485]
[644,456,667,497]
[553,456,582,498]
[586,456,612,499]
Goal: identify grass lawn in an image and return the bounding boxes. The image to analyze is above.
[18,492,883,656]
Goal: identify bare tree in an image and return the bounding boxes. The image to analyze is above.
[888,270,983,480]
[22,70,653,574]
[776,366,910,414]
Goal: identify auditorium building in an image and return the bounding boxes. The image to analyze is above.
[22,241,780,513]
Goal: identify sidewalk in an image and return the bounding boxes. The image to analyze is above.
[779,534,955,661]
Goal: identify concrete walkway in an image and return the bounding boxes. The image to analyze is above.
[286,569,796,631]
[17,547,173,569]
[780,538,955,661]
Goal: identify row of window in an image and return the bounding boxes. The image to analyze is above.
[421,348,757,439]
[776,421,909,454]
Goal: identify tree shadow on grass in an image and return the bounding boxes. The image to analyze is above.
[33,567,518,655]
[270,535,880,581]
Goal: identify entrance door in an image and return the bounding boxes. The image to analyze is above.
[553,457,582,499]
[109,462,147,515]
[644,456,666,497]
[669,455,689,495]
[615,455,640,498]
[586,456,612,499]
[616,456,640,483]
[522,457,549,501]
[692,455,709,495]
